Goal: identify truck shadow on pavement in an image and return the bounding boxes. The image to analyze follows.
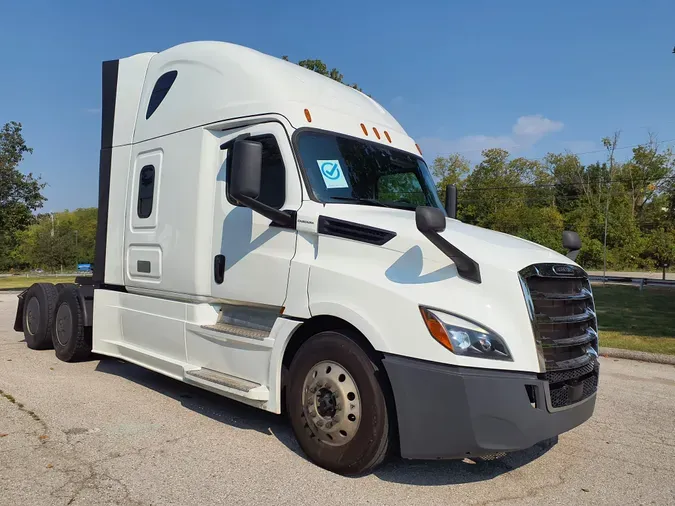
[95,357,556,485]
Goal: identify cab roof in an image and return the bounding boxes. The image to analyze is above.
[126,41,418,155]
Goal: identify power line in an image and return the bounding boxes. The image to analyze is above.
[439,138,675,160]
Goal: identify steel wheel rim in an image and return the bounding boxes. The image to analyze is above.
[55,303,73,347]
[301,360,361,446]
[25,297,40,335]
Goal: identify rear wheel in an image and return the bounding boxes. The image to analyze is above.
[52,286,91,362]
[55,283,75,294]
[22,283,59,350]
[286,330,392,475]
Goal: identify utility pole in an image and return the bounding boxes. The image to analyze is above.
[50,213,54,237]
[75,230,78,267]
[602,132,620,285]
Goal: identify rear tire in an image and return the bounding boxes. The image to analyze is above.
[286,330,392,475]
[22,283,59,350]
[55,283,75,294]
[51,286,91,362]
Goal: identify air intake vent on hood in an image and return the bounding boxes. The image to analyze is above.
[318,216,396,246]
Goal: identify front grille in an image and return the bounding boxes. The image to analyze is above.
[520,263,600,409]
[549,367,599,408]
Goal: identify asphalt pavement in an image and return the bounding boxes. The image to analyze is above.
[1,292,674,505]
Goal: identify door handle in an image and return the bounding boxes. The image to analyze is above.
[214,255,225,284]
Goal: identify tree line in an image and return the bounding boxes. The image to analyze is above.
[432,133,675,270]
[0,121,96,271]
[2,58,674,272]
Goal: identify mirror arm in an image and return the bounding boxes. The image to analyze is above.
[444,184,457,219]
[421,230,481,283]
[566,249,580,261]
[235,194,296,228]
[219,133,251,151]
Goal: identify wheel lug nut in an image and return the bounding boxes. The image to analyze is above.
[316,420,324,427]
[325,421,332,429]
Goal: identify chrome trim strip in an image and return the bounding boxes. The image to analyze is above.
[542,328,598,348]
[518,273,547,371]
[530,287,593,301]
[537,307,597,324]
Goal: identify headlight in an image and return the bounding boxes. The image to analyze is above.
[419,307,512,360]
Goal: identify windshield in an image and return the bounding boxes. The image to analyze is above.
[295,130,444,211]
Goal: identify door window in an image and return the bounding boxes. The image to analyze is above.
[137,165,156,219]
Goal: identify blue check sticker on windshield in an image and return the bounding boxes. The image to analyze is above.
[317,160,349,189]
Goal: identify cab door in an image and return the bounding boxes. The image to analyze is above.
[211,122,301,307]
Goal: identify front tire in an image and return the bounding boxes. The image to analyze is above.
[286,330,392,475]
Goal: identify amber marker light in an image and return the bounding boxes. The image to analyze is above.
[419,307,453,352]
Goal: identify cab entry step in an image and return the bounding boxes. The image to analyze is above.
[185,368,262,393]
[201,322,269,340]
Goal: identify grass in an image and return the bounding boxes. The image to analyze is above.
[0,276,77,290]
[593,284,675,355]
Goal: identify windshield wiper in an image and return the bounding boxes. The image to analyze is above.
[329,196,390,208]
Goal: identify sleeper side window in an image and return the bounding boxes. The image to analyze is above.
[227,135,286,209]
[137,165,156,218]
[146,70,178,119]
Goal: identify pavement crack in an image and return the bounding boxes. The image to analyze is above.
[0,388,49,439]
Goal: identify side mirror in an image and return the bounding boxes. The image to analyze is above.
[227,138,295,228]
[230,139,262,201]
[562,230,581,261]
[416,206,446,233]
[444,184,457,219]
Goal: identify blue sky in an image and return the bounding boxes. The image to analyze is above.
[2,0,675,213]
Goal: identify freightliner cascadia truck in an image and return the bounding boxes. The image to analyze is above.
[13,41,599,475]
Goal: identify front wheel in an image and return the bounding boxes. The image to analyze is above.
[286,330,392,475]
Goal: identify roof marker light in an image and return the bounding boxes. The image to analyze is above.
[360,123,369,136]
[304,109,312,122]
[373,127,381,140]
[384,131,392,143]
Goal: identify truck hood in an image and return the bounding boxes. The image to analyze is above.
[319,205,577,273]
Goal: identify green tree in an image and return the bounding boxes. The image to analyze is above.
[282,56,364,92]
[13,208,97,271]
[432,132,675,269]
[645,228,675,277]
[432,154,470,203]
[0,121,46,270]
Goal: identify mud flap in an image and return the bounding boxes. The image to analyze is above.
[13,289,28,332]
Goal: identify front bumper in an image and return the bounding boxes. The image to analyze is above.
[382,354,597,460]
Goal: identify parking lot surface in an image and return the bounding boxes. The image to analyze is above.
[1,292,674,505]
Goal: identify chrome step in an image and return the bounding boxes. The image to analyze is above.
[201,322,270,340]
[185,368,261,393]
[218,304,278,332]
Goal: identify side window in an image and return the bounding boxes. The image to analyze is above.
[146,70,178,119]
[227,135,285,209]
[137,165,156,218]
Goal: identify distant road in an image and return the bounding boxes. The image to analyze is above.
[587,270,674,280]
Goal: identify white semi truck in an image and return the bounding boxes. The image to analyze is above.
[14,41,599,475]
